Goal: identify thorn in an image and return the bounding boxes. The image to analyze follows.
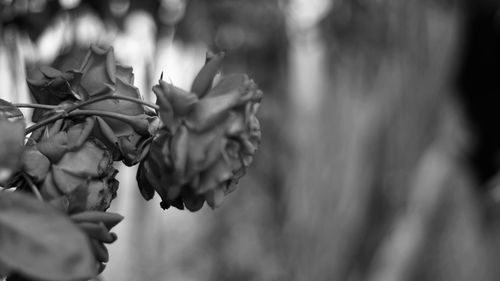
[159,72,164,82]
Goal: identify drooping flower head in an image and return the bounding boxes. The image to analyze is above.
[27,46,154,166]
[137,52,262,211]
[21,117,118,214]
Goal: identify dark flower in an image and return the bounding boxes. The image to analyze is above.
[137,52,262,211]
[22,118,118,214]
[27,46,154,166]
[77,46,153,166]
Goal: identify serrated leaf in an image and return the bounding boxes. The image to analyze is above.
[0,191,97,281]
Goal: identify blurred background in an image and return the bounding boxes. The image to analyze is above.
[3,0,500,280]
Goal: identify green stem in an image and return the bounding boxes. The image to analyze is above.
[67,109,142,127]
[25,113,64,135]
[23,95,157,135]
[13,103,58,110]
[66,94,159,112]
[113,95,159,111]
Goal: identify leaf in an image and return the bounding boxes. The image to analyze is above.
[0,99,23,121]
[0,191,97,281]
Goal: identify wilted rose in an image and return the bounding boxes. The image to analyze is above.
[27,46,154,166]
[137,52,262,211]
[22,118,118,214]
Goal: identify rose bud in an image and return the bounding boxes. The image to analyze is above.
[22,118,118,214]
[137,52,262,211]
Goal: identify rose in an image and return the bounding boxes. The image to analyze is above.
[27,46,154,166]
[137,52,262,211]
[21,118,118,214]
[77,46,154,166]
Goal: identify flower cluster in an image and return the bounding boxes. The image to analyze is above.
[137,52,262,211]
[0,45,263,280]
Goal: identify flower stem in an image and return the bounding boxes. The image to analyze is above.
[68,110,149,134]
[66,94,159,112]
[113,95,159,111]
[25,113,64,135]
[13,103,58,110]
[68,109,133,120]
[22,173,43,201]
[23,95,157,135]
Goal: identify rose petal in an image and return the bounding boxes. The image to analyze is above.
[158,80,198,115]
[36,131,69,163]
[190,51,225,98]
[40,171,62,200]
[85,179,117,212]
[136,161,156,200]
[196,157,233,194]
[206,73,247,98]
[170,125,189,177]
[22,147,51,183]
[79,46,115,96]
[183,192,204,212]
[40,66,63,79]
[115,64,134,84]
[205,188,225,209]
[51,165,87,194]
[56,141,112,178]
[185,91,242,132]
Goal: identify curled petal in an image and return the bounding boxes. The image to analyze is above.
[79,45,116,96]
[191,51,225,98]
[157,80,198,115]
[36,132,69,163]
[56,140,112,178]
[136,161,156,200]
[66,117,96,150]
[206,73,247,98]
[22,147,51,183]
[205,188,225,209]
[185,91,241,132]
[182,190,204,212]
[153,83,175,130]
[115,64,134,84]
[170,126,189,179]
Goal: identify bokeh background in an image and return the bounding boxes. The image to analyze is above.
[3,0,500,280]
